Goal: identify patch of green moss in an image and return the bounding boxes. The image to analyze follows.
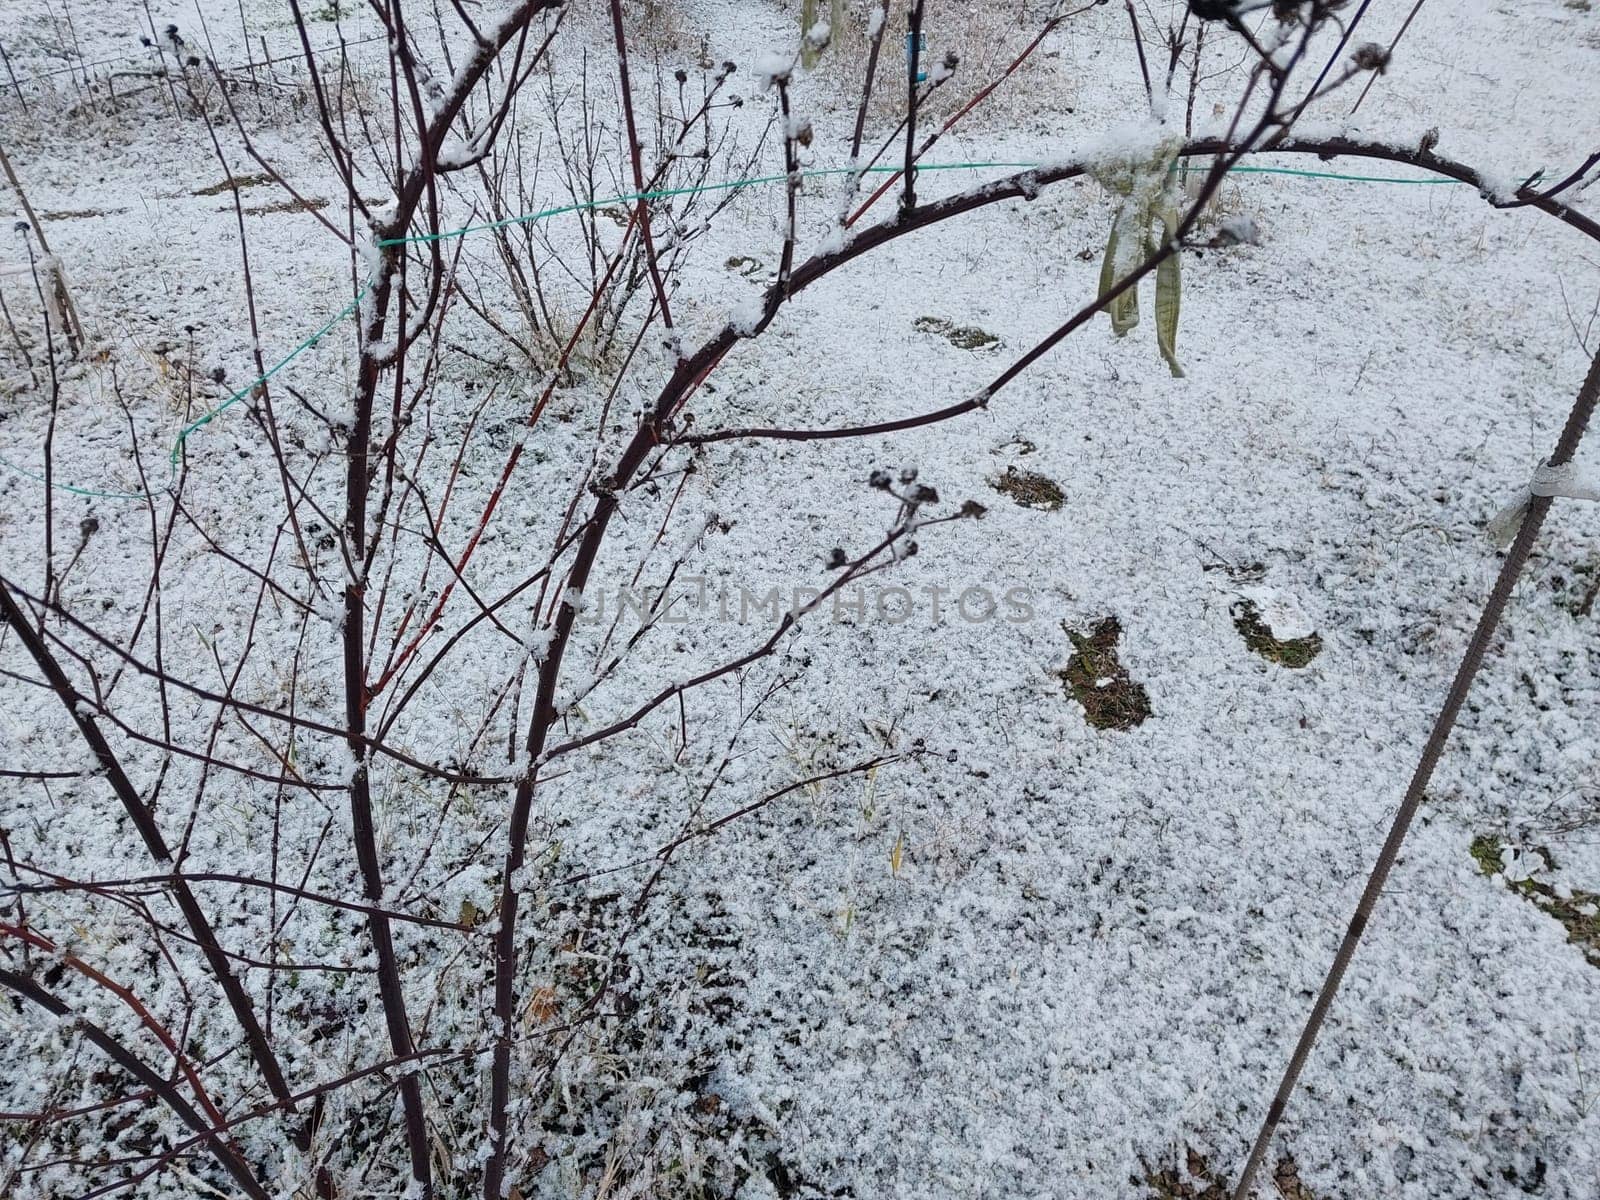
[1060,618,1151,731]
[1232,599,1322,668]
[1471,836,1600,965]
[1469,834,1506,879]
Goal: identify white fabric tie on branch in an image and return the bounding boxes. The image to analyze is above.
[1487,459,1600,547]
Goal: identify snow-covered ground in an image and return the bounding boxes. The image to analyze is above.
[2,2,1599,1198]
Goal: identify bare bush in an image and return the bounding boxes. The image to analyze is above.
[3,2,1599,1199]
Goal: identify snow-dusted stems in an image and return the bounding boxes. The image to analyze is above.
[1181,20,1208,137]
[0,285,38,394]
[537,703,916,1081]
[478,472,980,1197]
[1278,0,1373,125]
[842,56,958,222]
[1504,147,1600,213]
[0,921,268,1199]
[0,581,517,787]
[0,963,271,1200]
[556,748,918,893]
[1144,3,1211,126]
[900,0,927,214]
[15,1039,490,1198]
[608,0,675,334]
[844,0,1103,228]
[207,59,352,246]
[1345,0,1422,116]
[107,373,193,763]
[359,247,635,705]
[1126,0,1153,106]
[24,243,59,617]
[0,579,298,1140]
[4,147,85,355]
[548,506,975,763]
[364,63,761,711]
[181,70,324,592]
[776,73,801,298]
[283,5,567,1195]
[1250,141,1595,235]
[460,52,747,373]
[845,0,892,173]
[285,0,374,229]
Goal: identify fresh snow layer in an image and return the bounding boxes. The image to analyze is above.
[1,2,1598,1199]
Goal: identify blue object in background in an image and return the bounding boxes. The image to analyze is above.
[905,30,926,82]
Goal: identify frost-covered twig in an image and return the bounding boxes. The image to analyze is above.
[294,7,566,1191]
[0,576,299,1123]
[609,0,675,334]
[776,73,800,297]
[900,0,927,214]
[8,867,472,933]
[545,507,978,763]
[846,0,1100,227]
[0,964,270,1200]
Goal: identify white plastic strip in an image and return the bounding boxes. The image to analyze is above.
[1487,459,1600,547]
[1530,459,1600,501]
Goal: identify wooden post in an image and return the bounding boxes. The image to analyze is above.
[0,139,85,354]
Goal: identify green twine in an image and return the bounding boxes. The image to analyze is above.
[0,450,164,501]
[1230,164,1458,184]
[167,281,373,466]
[0,282,372,501]
[374,160,1463,249]
[2,157,1493,500]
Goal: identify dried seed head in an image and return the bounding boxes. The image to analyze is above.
[1352,42,1390,72]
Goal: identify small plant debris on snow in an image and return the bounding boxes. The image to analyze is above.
[1272,1156,1326,1200]
[1470,836,1600,965]
[913,314,1000,351]
[1231,587,1322,669]
[1144,1150,1324,1200]
[1206,213,1261,249]
[1059,617,1152,731]
[992,465,1065,511]
[1545,559,1600,618]
[240,196,332,216]
[1144,1149,1226,1200]
[190,171,274,196]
